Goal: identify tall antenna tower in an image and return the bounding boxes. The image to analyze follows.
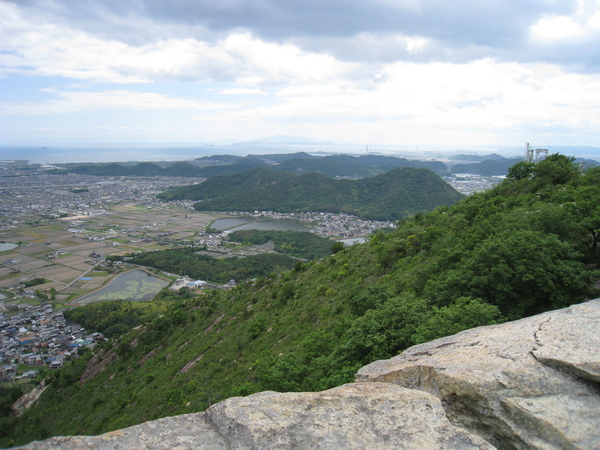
[526,142,548,163]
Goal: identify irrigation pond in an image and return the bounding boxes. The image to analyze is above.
[71,270,169,306]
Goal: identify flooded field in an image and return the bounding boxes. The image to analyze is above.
[0,204,217,301]
[71,270,169,306]
[0,243,18,252]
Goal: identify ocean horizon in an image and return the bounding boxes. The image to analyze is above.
[0,143,595,165]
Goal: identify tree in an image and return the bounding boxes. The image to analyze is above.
[532,154,578,186]
[412,297,502,344]
[425,229,594,318]
[507,161,535,181]
[331,242,344,254]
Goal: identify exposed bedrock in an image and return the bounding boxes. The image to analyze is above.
[356,299,600,449]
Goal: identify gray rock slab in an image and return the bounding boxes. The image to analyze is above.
[206,382,493,449]
[22,383,491,449]
[20,413,228,450]
[356,299,600,449]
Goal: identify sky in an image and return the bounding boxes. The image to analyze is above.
[1,0,600,150]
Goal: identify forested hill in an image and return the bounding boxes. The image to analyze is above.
[7,155,600,447]
[50,152,450,178]
[158,167,465,221]
[53,158,269,178]
[46,152,555,179]
[271,153,447,177]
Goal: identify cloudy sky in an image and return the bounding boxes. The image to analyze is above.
[2,0,600,149]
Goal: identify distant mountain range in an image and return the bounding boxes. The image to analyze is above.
[55,152,456,178]
[235,135,335,145]
[53,150,597,180]
[158,167,465,221]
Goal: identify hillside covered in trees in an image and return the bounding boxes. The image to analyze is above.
[47,152,524,179]
[158,167,465,221]
[5,155,600,447]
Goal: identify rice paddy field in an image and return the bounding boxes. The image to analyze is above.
[0,205,220,306]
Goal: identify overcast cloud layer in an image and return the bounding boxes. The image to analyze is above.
[1,0,600,149]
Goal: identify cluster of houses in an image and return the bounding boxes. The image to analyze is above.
[0,303,102,382]
[0,170,200,220]
[218,210,396,239]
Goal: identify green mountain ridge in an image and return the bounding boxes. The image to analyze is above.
[5,155,600,447]
[159,167,465,221]
[47,152,533,179]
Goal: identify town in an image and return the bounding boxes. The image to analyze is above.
[0,302,99,383]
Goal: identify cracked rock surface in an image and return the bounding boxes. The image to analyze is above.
[22,383,491,449]
[356,299,600,449]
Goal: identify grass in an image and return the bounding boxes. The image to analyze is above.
[50,302,67,310]
[21,297,41,307]
[17,364,43,373]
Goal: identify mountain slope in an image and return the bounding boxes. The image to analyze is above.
[272,154,448,177]
[7,154,600,447]
[53,153,449,179]
[159,167,465,221]
[22,299,600,449]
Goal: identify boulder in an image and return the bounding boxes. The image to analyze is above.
[22,383,491,449]
[356,299,600,449]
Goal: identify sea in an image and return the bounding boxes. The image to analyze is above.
[0,144,372,165]
[0,144,271,164]
[0,143,597,165]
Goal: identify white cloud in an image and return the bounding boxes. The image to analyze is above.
[0,89,230,115]
[2,0,600,147]
[406,37,428,55]
[531,15,584,40]
[0,2,353,85]
[190,59,600,146]
[586,10,600,29]
[218,88,266,95]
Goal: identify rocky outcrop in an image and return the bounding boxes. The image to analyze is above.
[22,299,600,449]
[12,381,48,417]
[22,383,491,449]
[357,299,600,449]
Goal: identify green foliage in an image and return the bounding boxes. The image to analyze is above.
[452,157,524,176]
[59,158,270,178]
[22,278,47,288]
[507,161,535,180]
[423,229,592,318]
[8,154,600,447]
[159,167,464,221]
[129,248,297,283]
[532,154,579,186]
[272,153,447,177]
[53,153,450,181]
[412,297,502,344]
[331,241,345,254]
[228,229,335,260]
[0,385,22,419]
[64,300,167,338]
